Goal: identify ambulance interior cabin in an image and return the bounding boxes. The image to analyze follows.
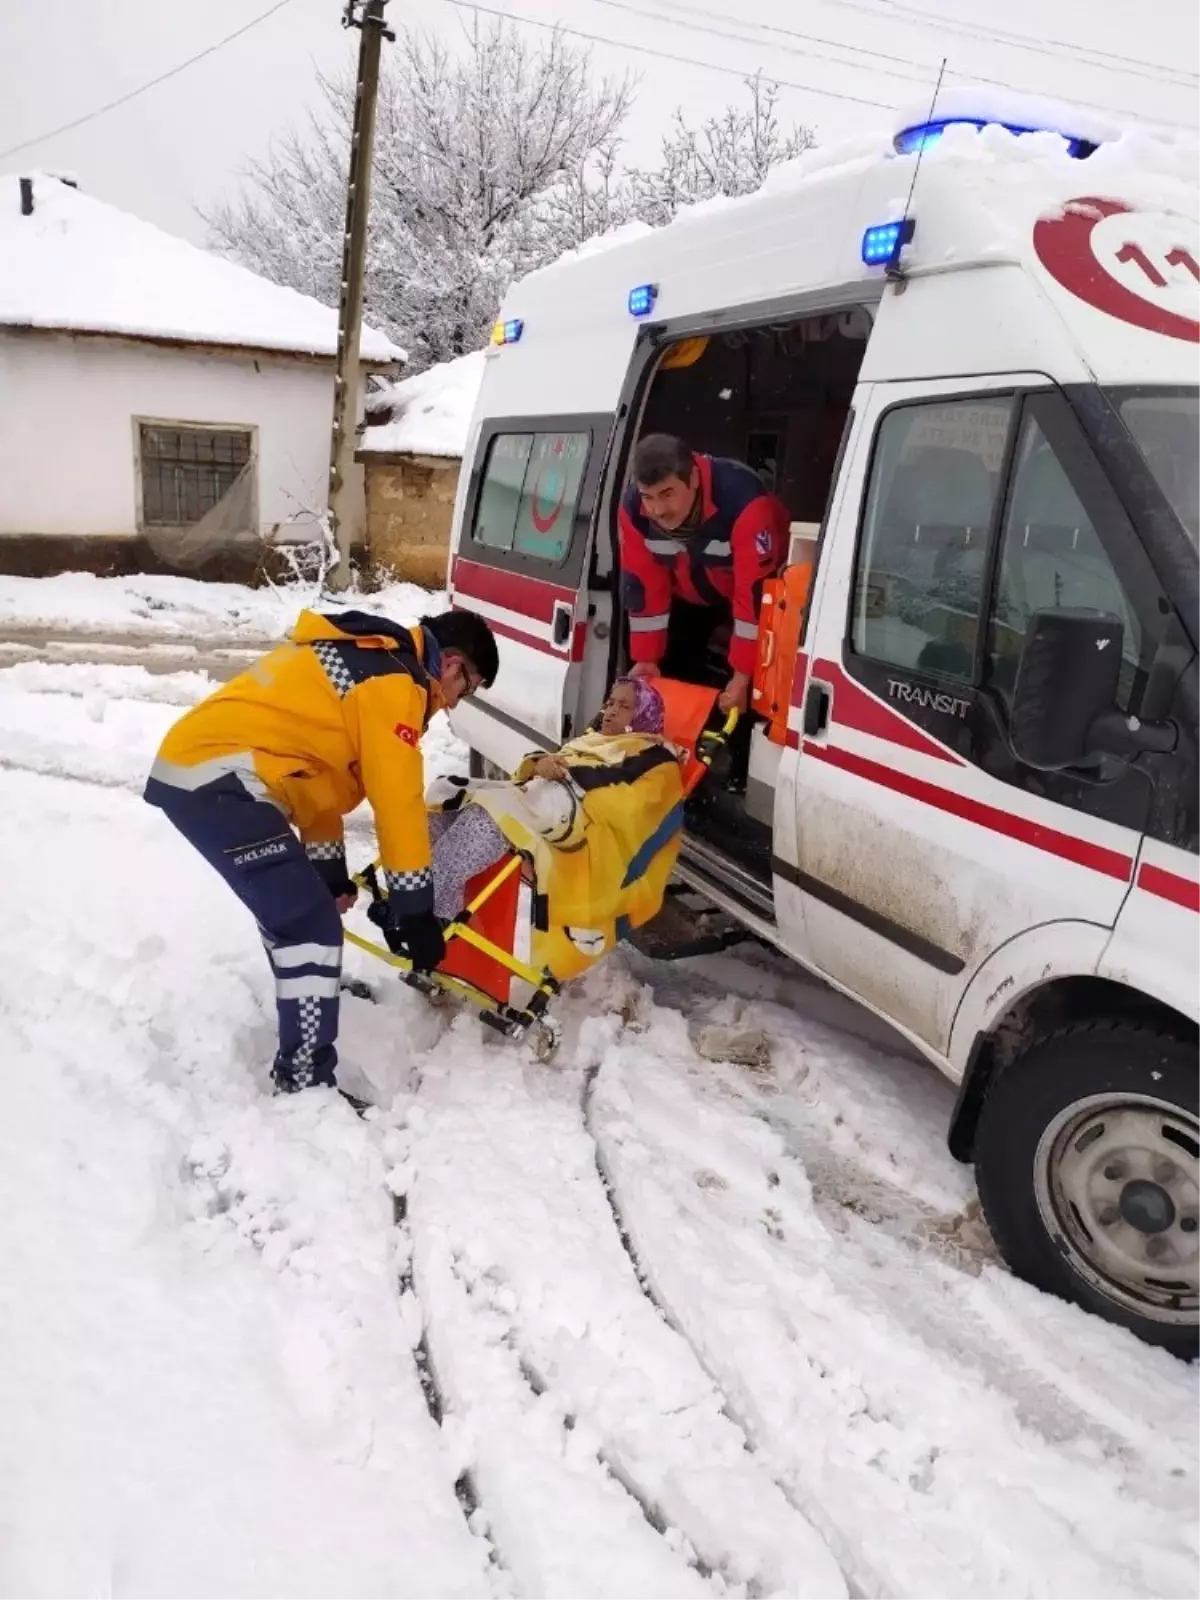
[628,307,872,885]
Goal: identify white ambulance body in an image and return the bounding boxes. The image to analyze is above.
[446,102,1200,1354]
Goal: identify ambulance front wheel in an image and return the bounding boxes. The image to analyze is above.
[974,1021,1198,1360]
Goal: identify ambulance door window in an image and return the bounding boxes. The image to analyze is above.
[851,397,1016,681]
[511,432,590,563]
[975,389,1165,836]
[466,419,606,583]
[984,412,1147,710]
[473,433,533,553]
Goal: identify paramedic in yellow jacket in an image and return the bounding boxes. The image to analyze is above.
[428,678,684,981]
[144,608,499,1097]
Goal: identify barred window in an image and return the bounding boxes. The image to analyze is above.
[138,424,254,529]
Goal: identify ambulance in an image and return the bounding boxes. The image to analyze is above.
[445,91,1200,1355]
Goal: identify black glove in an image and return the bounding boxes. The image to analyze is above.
[308,848,357,902]
[383,907,446,972]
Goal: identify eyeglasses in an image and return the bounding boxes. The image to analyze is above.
[456,659,483,699]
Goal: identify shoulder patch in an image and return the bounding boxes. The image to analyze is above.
[755,528,773,558]
[393,723,419,748]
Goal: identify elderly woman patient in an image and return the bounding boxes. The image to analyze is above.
[428,677,677,937]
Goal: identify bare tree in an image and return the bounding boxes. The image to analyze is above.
[627,75,816,227]
[206,31,816,372]
[207,20,631,368]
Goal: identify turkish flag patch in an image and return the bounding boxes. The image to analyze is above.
[393,723,419,748]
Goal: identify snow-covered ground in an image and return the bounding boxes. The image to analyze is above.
[0,571,439,643]
[1,585,1197,1599]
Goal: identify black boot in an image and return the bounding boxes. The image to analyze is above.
[270,1046,337,1095]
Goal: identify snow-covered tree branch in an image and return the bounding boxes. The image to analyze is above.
[205,25,814,371]
[624,76,816,228]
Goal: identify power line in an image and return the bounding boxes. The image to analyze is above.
[601,0,1196,129]
[436,0,898,110]
[0,0,296,163]
[805,0,1198,87]
[587,0,942,92]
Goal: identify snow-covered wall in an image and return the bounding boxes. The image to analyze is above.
[0,330,359,541]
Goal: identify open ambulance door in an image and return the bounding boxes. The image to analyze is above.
[448,411,617,767]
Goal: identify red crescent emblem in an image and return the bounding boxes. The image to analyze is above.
[1033,197,1199,344]
[530,467,567,533]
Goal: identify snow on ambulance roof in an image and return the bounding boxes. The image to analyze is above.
[360,349,486,458]
[493,93,1196,405]
[0,173,404,365]
[514,88,1196,300]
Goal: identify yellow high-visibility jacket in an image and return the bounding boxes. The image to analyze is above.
[472,730,685,980]
[148,610,442,909]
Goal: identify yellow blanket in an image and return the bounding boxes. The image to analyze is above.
[470,731,685,980]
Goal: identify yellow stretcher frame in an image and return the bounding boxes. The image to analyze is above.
[344,705,739,1056]
[346,853,563,1054]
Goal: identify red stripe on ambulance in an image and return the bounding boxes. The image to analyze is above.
[804,741,1134,881]
[451,556,576,621]
[1137,862,1200,912]
[816,659,966,764]
[456,609,587,661]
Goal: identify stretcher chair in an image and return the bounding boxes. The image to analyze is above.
[343,678,737,1059]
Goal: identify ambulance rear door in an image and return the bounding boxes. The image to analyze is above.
[448,411,615,763]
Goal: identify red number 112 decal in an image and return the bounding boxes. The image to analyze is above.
[1117,241,1200,287]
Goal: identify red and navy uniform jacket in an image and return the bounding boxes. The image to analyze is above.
[618,454,790,676]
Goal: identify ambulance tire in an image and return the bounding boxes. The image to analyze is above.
[975,1021,1198,1360]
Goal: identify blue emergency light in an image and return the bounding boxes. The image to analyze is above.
[490,317,524,346]
[861,217,915,267]
[894,117,1095,159]
[628,283,658,317]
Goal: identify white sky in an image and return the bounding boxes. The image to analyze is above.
[0,0,1196,244]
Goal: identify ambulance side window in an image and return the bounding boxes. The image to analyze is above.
[470,429,591,565]
[473,434,534,553]
[984,412,1146,712]
[851,397,1016,681]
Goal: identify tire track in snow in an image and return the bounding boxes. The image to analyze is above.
[578,1057,865,1600]
[617,977,1195,1469]
[388,1181,507,1586]
[586,1000,1199,1600]
[387,1009,846,1600]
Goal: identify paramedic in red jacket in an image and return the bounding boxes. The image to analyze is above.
[618,434,790,714]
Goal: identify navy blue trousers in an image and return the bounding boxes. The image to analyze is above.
[145,773,342,1089]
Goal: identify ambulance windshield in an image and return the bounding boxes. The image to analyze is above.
[1114,387,1199,547]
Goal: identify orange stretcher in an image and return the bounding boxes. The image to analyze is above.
[343,678,737,1058]
[752,558,813,745]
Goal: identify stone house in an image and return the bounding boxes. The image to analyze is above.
[356,349,485,587]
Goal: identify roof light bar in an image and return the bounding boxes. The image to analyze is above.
[894,117,1095,159]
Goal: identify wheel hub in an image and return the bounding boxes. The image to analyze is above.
[1118,1177,1176,1235]
[1035,1093,1199,1323]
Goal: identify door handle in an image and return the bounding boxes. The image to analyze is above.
[552,603,572,648]
[803,681,830,737]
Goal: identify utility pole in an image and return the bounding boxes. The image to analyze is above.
[326,0,393,590]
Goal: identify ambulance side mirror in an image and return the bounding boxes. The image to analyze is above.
[1009,609,1175,770]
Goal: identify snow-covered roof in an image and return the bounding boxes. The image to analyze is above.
[360,349,486,458]
[0,172,405,366]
